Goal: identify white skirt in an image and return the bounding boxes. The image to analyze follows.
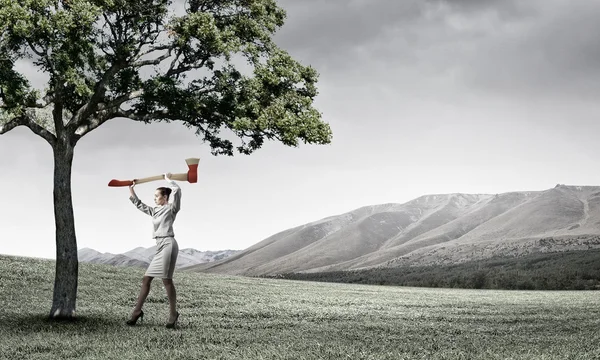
[145,237,179,279]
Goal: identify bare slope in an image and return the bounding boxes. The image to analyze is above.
[388,185,600,266]
[186,185,600,276]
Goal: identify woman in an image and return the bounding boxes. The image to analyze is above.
[126,173,181,328]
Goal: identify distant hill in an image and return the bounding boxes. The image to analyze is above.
[78,247,240,269]
[185,185,600,276]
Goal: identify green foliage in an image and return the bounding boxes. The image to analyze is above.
[0,0,331,154]
[0,58,37,113]
[1,0,104,104]
[3,254,600,359]
[273,250,600,290]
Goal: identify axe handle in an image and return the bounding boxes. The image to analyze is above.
[169,173,189,181]
[134,172,188,184]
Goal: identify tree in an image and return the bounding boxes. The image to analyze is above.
[0,0,332,320]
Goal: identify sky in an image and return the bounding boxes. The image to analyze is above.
[1,0,600,259]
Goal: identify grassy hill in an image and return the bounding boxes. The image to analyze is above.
[2,254,600,359]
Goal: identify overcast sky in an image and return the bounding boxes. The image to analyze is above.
[2,0,600,260]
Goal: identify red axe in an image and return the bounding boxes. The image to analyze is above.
[108,158,200,187]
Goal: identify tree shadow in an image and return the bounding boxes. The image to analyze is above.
[0,313,130,334]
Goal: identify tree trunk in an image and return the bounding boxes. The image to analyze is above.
[49,141,79,320]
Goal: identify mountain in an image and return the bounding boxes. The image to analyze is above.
[78,247,240,269]
[185,185,600,276]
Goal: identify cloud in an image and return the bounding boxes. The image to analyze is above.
[427,0,533,18]
[275,1,422,50]
[446,0,600,100]
[272,0,529,59]
[274,0,600,101]
[273,1,425,71]
[11,0,599,103]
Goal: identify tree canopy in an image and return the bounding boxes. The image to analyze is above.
[0,0,332,154]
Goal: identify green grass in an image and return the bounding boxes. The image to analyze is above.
[1,255,600,359]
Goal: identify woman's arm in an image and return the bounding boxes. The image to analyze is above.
[165,173,181,215]
[129,180,154,216]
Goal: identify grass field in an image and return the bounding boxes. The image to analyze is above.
[274,249,600,290]
[1,255,600,359]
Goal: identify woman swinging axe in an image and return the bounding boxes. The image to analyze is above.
[126,173,181,328]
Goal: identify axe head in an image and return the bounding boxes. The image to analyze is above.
[185,158,200,183]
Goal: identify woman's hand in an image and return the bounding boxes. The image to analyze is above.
[129,180,137,196]
[164,173,172,180]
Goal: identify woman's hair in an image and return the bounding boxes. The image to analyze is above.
[157,187,172,200]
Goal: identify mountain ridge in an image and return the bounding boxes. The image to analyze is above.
[184,184,600,276]
[78,247,240,269]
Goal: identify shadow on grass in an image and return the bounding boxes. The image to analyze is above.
[0,313,133,334]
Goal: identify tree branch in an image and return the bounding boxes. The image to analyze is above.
[73,97,159,139]
[166,45,185,75]
[139,44,172,57]
[72,97,141,139]
[115,109,170,122]
[102,13,120,47]
[26,40,45,58]
[134,28,163,57]
[0,111,57,146]
[73,113,110,139]
[98,89,144,111]
[166,58,208,77]
[70,61,126,128]
[26,114,57,145]
[25,38,55,76]
[0,115,26,135]
[132,52,171,68]
[68,88,142,137]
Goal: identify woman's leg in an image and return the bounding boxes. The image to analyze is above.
[131,275,154,316]
[162,278,177,320]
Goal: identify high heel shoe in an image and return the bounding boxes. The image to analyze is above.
[166,311,179,329]
[126,310,144,326]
